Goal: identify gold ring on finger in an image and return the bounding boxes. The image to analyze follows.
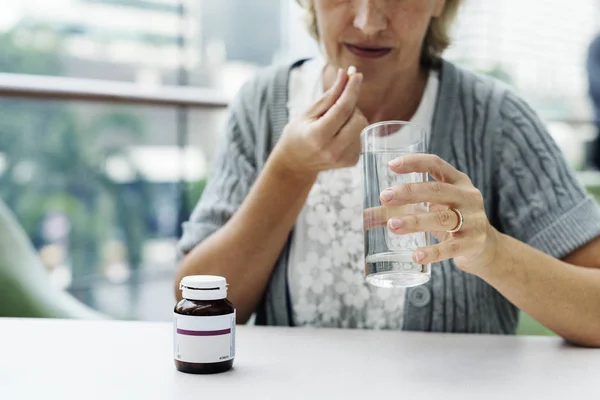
[446,208,464,233]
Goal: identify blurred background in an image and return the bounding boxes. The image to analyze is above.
[0,0,599,332]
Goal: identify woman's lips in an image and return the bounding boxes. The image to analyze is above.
[345,43,392,59]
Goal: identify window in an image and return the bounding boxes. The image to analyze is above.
[0,0,288,320]
[1,0,598,322]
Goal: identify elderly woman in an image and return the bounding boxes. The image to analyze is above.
[176,0,600,346]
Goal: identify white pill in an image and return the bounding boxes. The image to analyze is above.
[347,65,357,76]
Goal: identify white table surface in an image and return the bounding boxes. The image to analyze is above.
[0,318,598,400]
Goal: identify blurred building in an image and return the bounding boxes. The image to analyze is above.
[447,0,600,119]
[6,0,199,85]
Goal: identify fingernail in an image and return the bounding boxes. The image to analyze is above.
[415,251,426,262]
[389,218,404,229]
[389,157,403,168]
[356,73,363,83]
[380,189,394,202]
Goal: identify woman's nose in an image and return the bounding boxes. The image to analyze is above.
[353,0,388,36]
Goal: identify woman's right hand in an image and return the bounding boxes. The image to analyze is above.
[271,68,368,180]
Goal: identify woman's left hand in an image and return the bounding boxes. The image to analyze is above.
[379,154,500,274]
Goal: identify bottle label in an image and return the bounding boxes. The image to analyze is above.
[174,312,236,364]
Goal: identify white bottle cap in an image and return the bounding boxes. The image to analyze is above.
[180,275,227,301]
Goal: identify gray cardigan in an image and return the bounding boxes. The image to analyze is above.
[179,59,600,333]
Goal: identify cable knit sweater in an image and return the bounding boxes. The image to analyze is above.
[179,59,600,333]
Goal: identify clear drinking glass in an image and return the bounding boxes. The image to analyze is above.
[361,121,431,288]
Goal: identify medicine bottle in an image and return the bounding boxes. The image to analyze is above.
[174,275,235,374]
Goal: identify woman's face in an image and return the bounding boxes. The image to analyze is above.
[313,0,445,78]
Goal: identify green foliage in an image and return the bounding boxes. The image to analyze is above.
[0,29,63,75]
[517,312,556,336]
[0,28,152,303]
[185,179,207,211]
[587,185,600,204]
